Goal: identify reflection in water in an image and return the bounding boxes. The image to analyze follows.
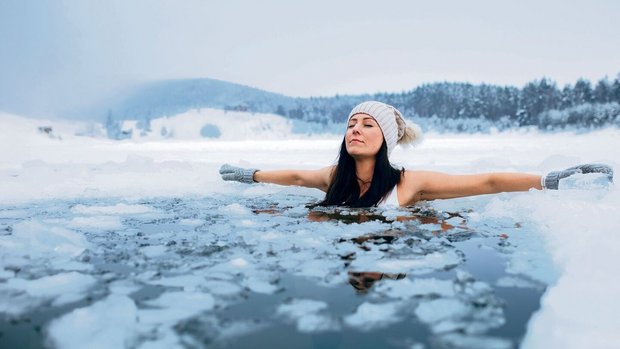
[306,206,465,232]
[348,272,407,293]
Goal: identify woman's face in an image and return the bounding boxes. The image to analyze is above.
[345,113,384,158]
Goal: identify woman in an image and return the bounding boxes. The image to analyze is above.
[219,101,613,207]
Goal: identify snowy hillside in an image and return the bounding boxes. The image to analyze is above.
[1,109,339,145]
[113,108,317,141]
[0,112,106,142]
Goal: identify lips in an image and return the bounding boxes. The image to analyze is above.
[349,139,364,144]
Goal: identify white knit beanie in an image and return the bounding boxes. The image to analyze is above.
[347,101,422,156]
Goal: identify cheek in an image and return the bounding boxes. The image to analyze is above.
[371,130,384,147]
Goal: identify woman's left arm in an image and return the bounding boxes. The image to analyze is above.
[404,170,542,202]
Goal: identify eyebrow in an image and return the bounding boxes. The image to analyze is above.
[349,117,376,122]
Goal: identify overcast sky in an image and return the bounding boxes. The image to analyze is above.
[1,0,619,116]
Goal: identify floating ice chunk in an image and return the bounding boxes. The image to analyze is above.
[148,274,205,290]
[277,299,327,318]
[284,205,308,217]
[380,207,409,221]
[203,280,243,296]
[418,223,443,231]
[375,277,455,299]
[47,295,138,349]
[218,203,251,215]
[410,278,456,297]
[344,301,402,330]
[296,313,339,332]
[460,280,493,298]
[70,216,123,230]
[230,257,249,268]
[140,245,168,258]
[202,271,234,281]
[296,258,341,279]
[435,333,512,349]
[260,231,284,240]
[71,203,157,215]
[276,299,337,333]
[414,298,469,325]
[415,291,505,335]
[139,291,215,325]
[445,216,465,226]
[0,220,88,267]
[0,272,97,315]
[179,218,204,226]
[238,219,257,227]
[496,276,539,289]
[350,250,462,274]
[206,257,252,275]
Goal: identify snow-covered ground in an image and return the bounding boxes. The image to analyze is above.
[1,110,619,348]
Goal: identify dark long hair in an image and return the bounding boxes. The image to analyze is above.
[318,138,404,207]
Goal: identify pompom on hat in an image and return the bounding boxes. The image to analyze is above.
[347,101,423,156]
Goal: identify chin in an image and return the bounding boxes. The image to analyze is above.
[346,146,361,155]
[347,150,373,158]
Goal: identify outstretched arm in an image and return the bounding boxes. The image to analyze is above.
[254,166,334,192]
[405,171,542,202]
[220,164,334,192]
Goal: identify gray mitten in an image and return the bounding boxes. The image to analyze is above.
[542,163,613,190]
[219,164,259,184]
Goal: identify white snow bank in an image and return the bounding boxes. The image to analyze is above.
[467,185,620,348]
[488,189,620,349]
[134,108,299,141]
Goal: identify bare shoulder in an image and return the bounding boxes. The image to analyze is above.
[400,170,429,187]
[322,165,337,184]
[397,170,421,205]
[398,170,438,205]
[313,165,336,192]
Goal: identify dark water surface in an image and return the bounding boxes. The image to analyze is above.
[0,195,548,349]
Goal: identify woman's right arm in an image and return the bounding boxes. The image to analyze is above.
[253,166,335,192]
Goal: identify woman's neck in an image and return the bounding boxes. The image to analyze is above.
[355,158,375,183]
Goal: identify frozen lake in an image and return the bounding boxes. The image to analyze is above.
[1,115,619,348]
